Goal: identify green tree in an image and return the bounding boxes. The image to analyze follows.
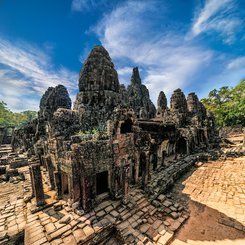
[0,101,37,128]
[201,80,245,127]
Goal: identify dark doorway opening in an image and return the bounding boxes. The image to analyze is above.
[199,130,205,143]
[151,154,157,171]
[139,153,146,177]
[131,164,136,184]
[176,137,187,154]
[96,171,108,195]
[161,151,165,166]
[120,119,133,134]
[62,172,69,195]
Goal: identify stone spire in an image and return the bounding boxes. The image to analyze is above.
[131,67,141,86]
[170,88,187,113]
[39,85,71,119]
[187,92,199,114]
[187,92,207,119]
[157,91,167,111]
[78,45,120,92]
[127,67,156,119]
[74,45,121,111]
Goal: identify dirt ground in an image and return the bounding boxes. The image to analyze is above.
[171,200,245,245]
[170,154,245,245]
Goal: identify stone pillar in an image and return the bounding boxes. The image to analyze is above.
[71,161,81,203]
[54,171,62,200]
[122,165,130,204]
[31,164,45,206]
[204,127,209,145]
[141,152,150,189]
[186,140,190,155]
[145,152,150,182]
[81,176,92,212]
[135,153,140,183]
[114,167,121,198]
[151,153,157,171]
[29,166,35,198]
[110,167,116,199]
[41,156,48,170]
[46,156,55,190]
[161,151,165,167]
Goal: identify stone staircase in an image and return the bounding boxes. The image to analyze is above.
[146,155,198,198]
[0,145,28,183]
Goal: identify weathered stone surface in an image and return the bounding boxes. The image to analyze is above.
[59,215,71,224]
[39,85,71,120]
[78,45,120,93]
[127,67,156,119]
[73,45,123,130]
[157,91,167,115]
[170,88,187,114]
[6,45,225,245]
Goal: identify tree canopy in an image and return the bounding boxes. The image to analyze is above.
[0,101,37,128]
[201,80,245,128]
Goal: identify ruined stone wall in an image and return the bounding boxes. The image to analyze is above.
[10,44,219,213]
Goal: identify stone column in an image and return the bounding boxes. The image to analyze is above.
[141,152,149,189]
[161,151,165,167]
[71,161,81,203]
[46,156,55,190]
[151,153,157,171]
[29,166,35,198]
[186,140,190,155]
[31,164,45,206]
[145,152,150,182]
[122,165,130,204]
[41,156,48,170]
[54,171,62,200]
[113,166,121,198]
[204,127,209,145]
[110,167,116,199]
[135,153,140,184]
[81,176,92,212]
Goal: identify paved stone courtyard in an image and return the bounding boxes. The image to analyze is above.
[182,157,245,226]
[0,144,245,244]
[0,164,189,245]
[170,152,245,245]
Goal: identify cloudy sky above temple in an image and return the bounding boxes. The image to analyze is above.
[0,0,245,111]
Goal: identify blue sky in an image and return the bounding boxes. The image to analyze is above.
[0,0,245,111]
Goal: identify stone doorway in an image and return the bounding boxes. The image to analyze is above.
[138,153,146,177]
[96,171,108,195]
[120,119,133,134]
[176,137,187,154]
[62,172,69,195]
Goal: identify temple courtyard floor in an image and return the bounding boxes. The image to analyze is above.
[170,155,245,245]
[0,145,244,244]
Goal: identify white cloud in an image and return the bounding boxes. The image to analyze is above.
[93,0,213,104]
[71,0,112,12]
[117,67,132,76]
[190,0,242,44]
[0,38,78,111]
[116,66,134,86]
[197,55,245,99]
[71,0,91,12]
[227,56,245,70]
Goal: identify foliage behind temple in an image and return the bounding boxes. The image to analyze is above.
[201,80,245,128]
[0,101,37,128]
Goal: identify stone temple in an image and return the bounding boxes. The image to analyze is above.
[11,45,218,212]
[1,45,229,244]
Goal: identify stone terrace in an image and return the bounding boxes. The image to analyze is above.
[23,187,189,245]
[0,147,195,245]
[1,146,245,244]
[182,156,245,229]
